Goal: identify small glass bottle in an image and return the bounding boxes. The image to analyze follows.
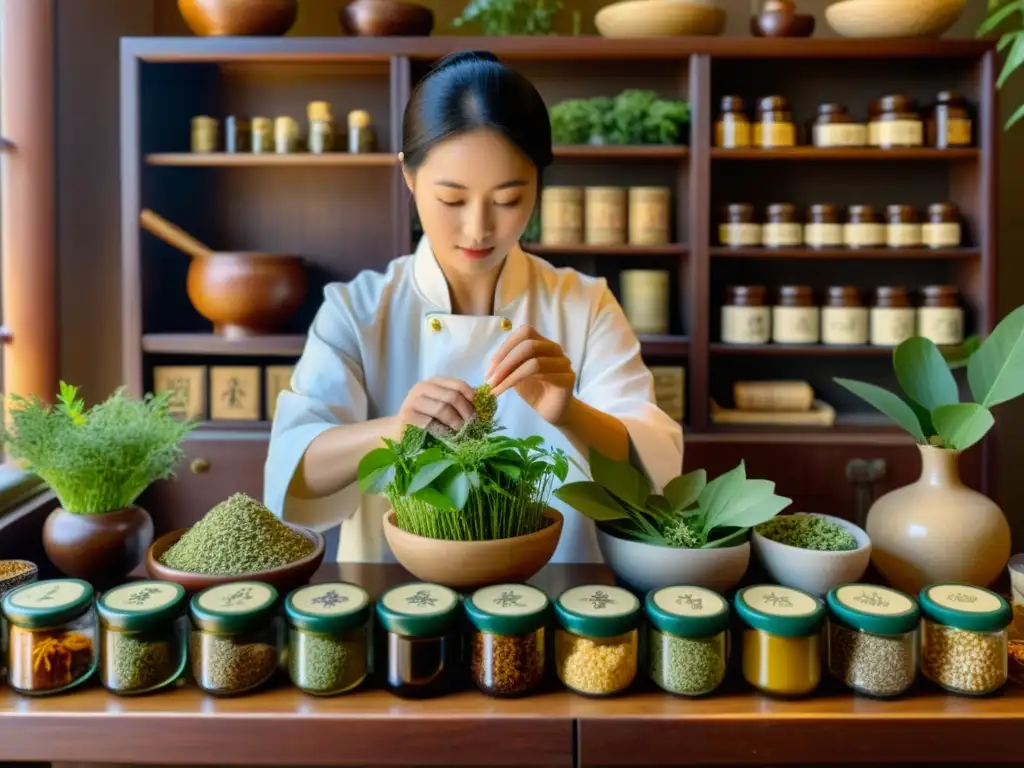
[721,285,771,344]
[843,205,885,248]
[307,101,334,154]
[190,581,282,696]
[754,96,796,149]
[286,582,370,696]
[822,286,868,346]
[224,116,250,154]
[734,584,825,697]
[812,103,867,148]
[715,96,751,149]
[826,584,919,698]
[251,117,273,154]
[921,203,962,249]
[772,285,819,345]
[763,203,802,248]
[804,203,843,248]
[376,582,460,698]
[870,286,916,347]
[465,583,549,698]
[2,578,98,695]
[97,580,188,696]
[554,584,640,697]
[886,204,922,248]
[348,109,377,153]
[918,285,964,346]
[873,94,924,149]
[919,583,1011,696]
[719,203,761,247]
[929,91,972,148]
[646,586,730,697]
[274,116,299,154]
[191,116,218,153]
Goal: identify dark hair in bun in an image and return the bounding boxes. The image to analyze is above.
[401,50,553,171]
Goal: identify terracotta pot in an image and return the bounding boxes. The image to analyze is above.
[382,508,563,590]
[42,506,154,586]
[866,445,1011,594]
[178,0,298,36]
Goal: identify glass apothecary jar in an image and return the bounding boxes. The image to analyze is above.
[822,286,868,346]
[919,583,1011,696]
[922,202,961,249]
[843,205,885,248]
[763,203,802,248]
[918,285,964,346]
[554,584,640,697]
[646,586,730,697]
[715,96,750,148]
[812,103,867,148]
[886,204,922,248]
[286,582,370,696]
[772,285,819,345]
[465,583,549,698]
[190,581,282,696]
[734,584,825,697]
[754,96,796,149]
[929,91,972,148]
[721,285,771,345]
[826,584,919,698]
[719,203,761,247]
[872,94,923,149]
[2,578,98,696]
[870,286,916,347]
[377,581,460,698]
[97,580,188,696]
[804,203,842,248]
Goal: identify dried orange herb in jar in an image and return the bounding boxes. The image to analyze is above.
[466,583,549,697]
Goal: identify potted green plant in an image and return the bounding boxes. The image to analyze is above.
[451,0,562,35]
[553,450,791,593]
[833,305,1024,593]
[357,385,569,589]
[549,91,691,146]
[1,382,195,585]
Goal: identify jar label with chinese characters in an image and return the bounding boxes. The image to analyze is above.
[886,223,922,247]
[843,223,885,247]
[834,585,915,617]
[715,118,751,148]
[876,119,923,148]
[652,586,727,619]
[558,585,639,618]
[472,584,548,617]
[822,307,868,345]
[754,122,796,149]
[290,583,368,618]
[763,222,802,247]
[382,583,458,617]
[721,306,771,344]
[804,223,843,247]
[918,307,964,346]
[741,585,819,618]
[813,123,867,148]
[870,307,916,346]
[772,306,820,344]
[719,222,762,246]
[921,222,961,248]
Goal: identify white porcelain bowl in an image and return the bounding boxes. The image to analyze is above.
[596,528,750,594]
[752,513,871,596]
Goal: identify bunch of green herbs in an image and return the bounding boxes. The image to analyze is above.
[357,385,569,541]
[0,382,195,514]
[554,449,791,549]
[452,0,562,36]
[755,515,857,552]
[549,90,691,146]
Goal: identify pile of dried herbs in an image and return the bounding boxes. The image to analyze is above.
[755,515,858,552]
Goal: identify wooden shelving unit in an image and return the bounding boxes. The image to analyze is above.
[121,36,996,530]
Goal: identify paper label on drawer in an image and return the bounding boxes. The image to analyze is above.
[652,586,727,618]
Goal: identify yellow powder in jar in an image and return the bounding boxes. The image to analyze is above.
[555,628,637,695]
[742,628,820,696]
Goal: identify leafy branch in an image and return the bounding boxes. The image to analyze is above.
[977,0,1024,130]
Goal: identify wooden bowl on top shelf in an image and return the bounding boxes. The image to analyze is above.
[178,0,298,36]
[340,0,435,36]
[145,522,325,594]
[595,0,727,37]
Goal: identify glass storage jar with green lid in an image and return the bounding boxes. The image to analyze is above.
[465,583,549,698]
[376,581,461,698]
[646,585,730,697]
[735,584,825,697]
[286,581,370,696]
[189,581,282,696]
[554,584,640,697]
[919,583,1011,696]
[826,583,919,698]
[2,578,98,695]
[97,580,188,695]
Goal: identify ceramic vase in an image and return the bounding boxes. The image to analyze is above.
[42,506,154,587]
[866,444,1010,594]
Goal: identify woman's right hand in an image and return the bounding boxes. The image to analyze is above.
[396,377,477,432]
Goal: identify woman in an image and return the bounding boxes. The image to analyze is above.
[264,50,683,563]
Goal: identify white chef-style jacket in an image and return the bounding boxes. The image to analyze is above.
[264,236,683,563]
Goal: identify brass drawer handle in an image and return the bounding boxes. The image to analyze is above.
[190,458,210,474]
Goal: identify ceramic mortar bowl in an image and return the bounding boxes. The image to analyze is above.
[752,512,871,596]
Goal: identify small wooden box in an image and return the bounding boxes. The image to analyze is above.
[152,366,206,421]
[650,366,685,422]
[265,365,294,421]
[210,366,261,421]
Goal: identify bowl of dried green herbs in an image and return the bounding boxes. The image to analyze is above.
[752,512,871,596]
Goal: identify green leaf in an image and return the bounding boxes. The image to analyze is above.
[600,519,666,546]
[834,378,927,442]
[407,459,454,495]
[663,470,706,512]
[645,494,673,518]
[357,447,397,490]
[362,464,396,495]
[968,304,1024,408]
[492,461,521,480]
[998,29,1022,51]
[440,470,472,510]
[998,33,1024,89]
[932,403,996,451]
[1006,101,1024,131]
[588,448,651,508]
[553,481,630,522]
[701,527,752,549]
[942,335,982,369]
[978,1,1019,35]
[712,492,792,531]
[411,486,455,510]
[894,337,960,413]
[697,462,748,533]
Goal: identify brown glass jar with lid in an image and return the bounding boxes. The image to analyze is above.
[822,286,868,346]
[843,205,885,248]
[871,94,923,149]
[929,91,972,149]
[812,104,867,148]
[885,204,922,247]
[716,96,751,149]
[867,99,883,146]
[719,203,761,247]
[754,96,796,149]
[918,285,964,346]
[804,203,843,248]
[870,286,916,346]
[921,203,961,249]
[721,285,771,344]
[772,285,819,344]
[763,203,802,248]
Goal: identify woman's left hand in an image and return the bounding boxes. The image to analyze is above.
[486,326,576,425]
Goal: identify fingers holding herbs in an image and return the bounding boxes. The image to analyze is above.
[485,326,576,425]
[398,377,477,433]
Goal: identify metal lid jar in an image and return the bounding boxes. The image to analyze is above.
[755,96,796,149]
[465,583,549,698]
[870,286,916,347]
[645,586,730,697]
[822,285,868,346]
[715,95,751,149]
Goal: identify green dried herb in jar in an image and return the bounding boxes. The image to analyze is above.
[645,585,730,697]
[98,580,188,695]
[286,581,370,696]
[465,583,549,698]
[190,581,282,696]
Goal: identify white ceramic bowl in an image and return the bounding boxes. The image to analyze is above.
[596,528,750,594]
[752,513,871,596]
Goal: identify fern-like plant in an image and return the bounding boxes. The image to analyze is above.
[978,1,1024,130]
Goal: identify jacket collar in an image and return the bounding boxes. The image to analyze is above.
[411,235,530,314]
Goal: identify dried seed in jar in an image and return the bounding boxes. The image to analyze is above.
[471,630,544,695]
[649,631,726,695]
[921,621,1005,694]
[828,622,915,697]
[555,631,637,695]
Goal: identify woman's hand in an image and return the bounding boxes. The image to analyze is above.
[486,326,576,425]
[397,377,477,432]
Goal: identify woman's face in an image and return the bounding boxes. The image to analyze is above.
[403,128,538,279]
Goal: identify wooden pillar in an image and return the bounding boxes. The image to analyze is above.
[1,0,58,401]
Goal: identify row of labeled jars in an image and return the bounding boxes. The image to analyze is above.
[720,203,963,250]
[715,92,972,150]
[191,104,377,155]
[540,186,671,247]
[721,284,964,347]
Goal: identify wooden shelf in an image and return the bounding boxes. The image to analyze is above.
[142,333,304,356]
[146,152,398,167]
[638,334,688,356]
[710,246,981,259]
[710,147,979,160]
[711,343,897,356]
[524,243,687,256]
[552,145,687,159]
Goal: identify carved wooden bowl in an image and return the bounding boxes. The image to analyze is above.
[340,0,435,36]
[178,0,299,36]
